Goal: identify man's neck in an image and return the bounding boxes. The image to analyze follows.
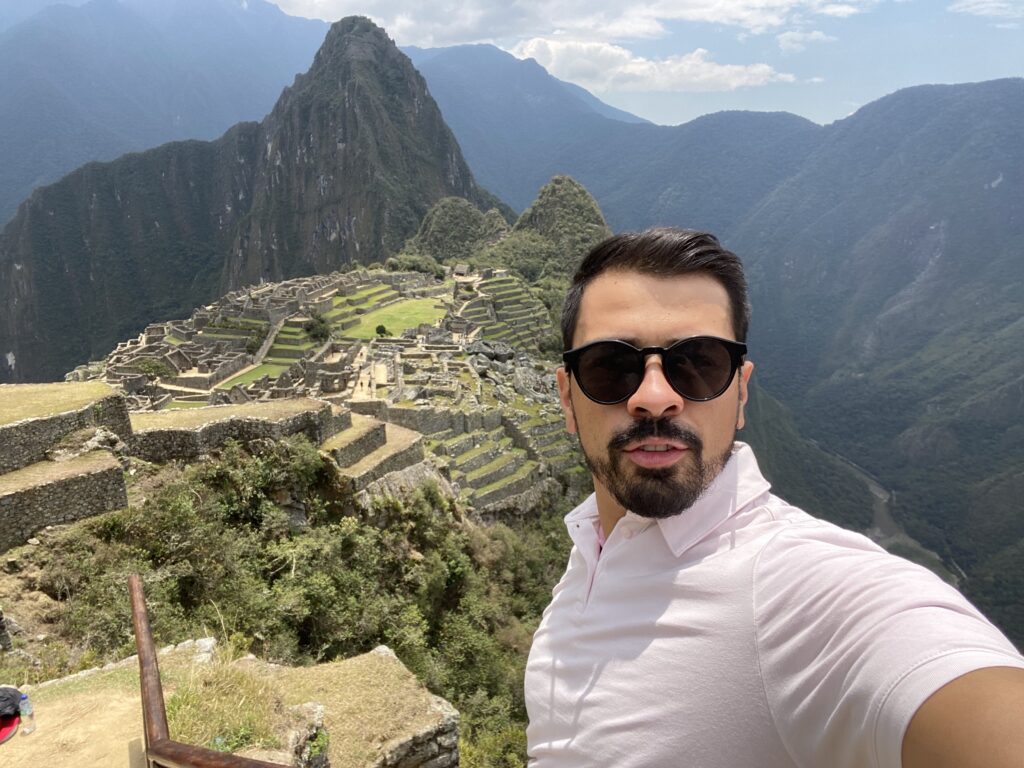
[593,481,627,536]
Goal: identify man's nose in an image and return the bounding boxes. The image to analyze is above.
[626,356,684,419]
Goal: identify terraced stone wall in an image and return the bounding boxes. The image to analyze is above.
[129,405,337,463]
[382,404,503,435]
[0,394,131,474]
[0,454,127,552]
[376,702,459,768]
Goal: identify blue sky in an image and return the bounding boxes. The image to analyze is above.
[270,0,1023,125]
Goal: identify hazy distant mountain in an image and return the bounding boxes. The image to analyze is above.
[409,44,821,226]
[0,16,499,383]
[0,0,87,33]
[0,0,328,223]
[555,79,651,125]
[727,79,1024,640]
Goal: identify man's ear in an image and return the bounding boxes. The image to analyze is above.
[736,360,754,430]
[556,366,578,434]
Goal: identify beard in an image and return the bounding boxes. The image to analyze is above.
[579,416,733,519]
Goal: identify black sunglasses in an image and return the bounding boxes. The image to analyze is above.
[562,336,747,404]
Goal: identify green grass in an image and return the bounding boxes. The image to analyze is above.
[199,330,248,340]
[342,298,447,339]
[335,284,390,306]
[165,334,185,346]
[165,399,210,410]
[216,364,291,389]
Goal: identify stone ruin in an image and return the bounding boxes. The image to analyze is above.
[55,265,584,519]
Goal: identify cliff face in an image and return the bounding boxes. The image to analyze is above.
[0,16,493,383]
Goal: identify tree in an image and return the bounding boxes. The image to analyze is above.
[375,324,390,337]
[303,313,331,343]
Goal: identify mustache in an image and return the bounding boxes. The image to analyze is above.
[608,418,703,454]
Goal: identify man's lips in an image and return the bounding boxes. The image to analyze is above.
[622,440,689,468]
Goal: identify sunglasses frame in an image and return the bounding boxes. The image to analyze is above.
[562,335,748,405]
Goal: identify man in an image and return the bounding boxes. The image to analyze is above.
[524,228,1024,767]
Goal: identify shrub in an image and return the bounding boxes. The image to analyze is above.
[26,437,574,765]
[303,313,331,343]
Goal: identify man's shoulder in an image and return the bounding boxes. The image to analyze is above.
[751,514,917,583]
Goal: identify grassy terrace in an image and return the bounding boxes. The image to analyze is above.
[0,381,116,426]
[270,339,316,350]
[198,330,249,341]
[342,298,446,339]
[165,399,210,410]
[216,363,292,389]
[134,399,325,431]
[334,284,391,306]
[474,460,537,498]
[0,450,119,494]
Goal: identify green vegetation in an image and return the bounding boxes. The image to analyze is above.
[341,298,446,339]
[5,437,571,765]
[303,313,332,343]
[135,358,175,380]
[385,252,446,278]
[402,197,504,264]
[741,386,873,531]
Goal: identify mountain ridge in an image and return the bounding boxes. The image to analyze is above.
[0,0,330,224]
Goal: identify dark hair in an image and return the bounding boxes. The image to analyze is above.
[561,227,750,350]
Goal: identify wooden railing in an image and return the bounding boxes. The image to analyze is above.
[128,574,290,768]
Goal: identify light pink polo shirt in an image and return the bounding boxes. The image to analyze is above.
[525,443,1024,767]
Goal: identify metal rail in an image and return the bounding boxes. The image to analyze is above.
[129,574,290,768]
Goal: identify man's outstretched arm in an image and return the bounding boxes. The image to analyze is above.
[902,666,1024,768]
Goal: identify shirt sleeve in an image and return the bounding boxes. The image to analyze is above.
[752,521,1024,768]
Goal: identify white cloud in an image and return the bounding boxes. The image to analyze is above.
[948,0,1024,19]
[777,29,837,51]
[818,3,863,16]
[511,37,795,92]
[269,1,880,45]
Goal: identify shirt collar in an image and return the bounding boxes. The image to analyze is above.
[656,442,771,557]
[563,442,772,558]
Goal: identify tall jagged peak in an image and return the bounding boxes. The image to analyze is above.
[310,16,396,68]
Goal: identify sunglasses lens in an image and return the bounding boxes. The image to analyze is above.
[664,338,735,400]
[575,342,644,403]
[567,337,742,403]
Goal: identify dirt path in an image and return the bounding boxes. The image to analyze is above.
[1,682,142,767]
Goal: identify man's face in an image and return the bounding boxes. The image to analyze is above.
[556,270,753,520]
